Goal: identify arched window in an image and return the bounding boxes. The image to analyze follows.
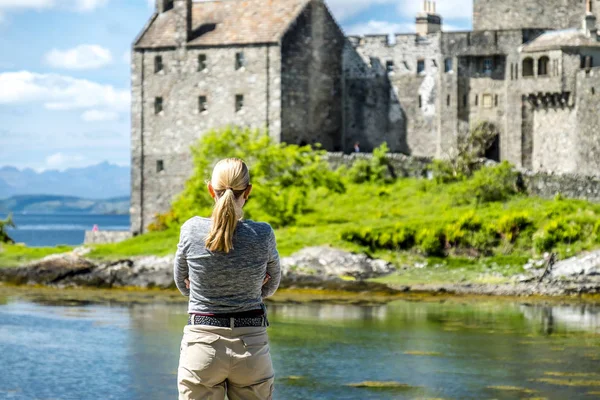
[538,56,550,76]
[522,58,534,77]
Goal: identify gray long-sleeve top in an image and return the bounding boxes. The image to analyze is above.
[174,216,281,314]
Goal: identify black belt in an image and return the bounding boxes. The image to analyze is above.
[187,307,269,328]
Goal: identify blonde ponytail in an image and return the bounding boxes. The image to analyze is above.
[205,159,250,253]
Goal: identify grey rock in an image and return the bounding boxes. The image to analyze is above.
[281,246,395,281]
[551,250,600,278]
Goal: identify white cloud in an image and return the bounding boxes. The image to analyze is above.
[396,0,472,21]
[82,109,119,122]
[345,20,414,35]
[45,44,113,70]
[0,71,130,115]
[45,152,86,170]
[326,0,397,22]
[0,0,54,10]
[0,0,107,22]
[74,0,108,12]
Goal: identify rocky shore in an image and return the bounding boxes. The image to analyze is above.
[1,246,599,299]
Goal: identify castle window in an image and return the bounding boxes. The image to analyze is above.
[156,160,164,173]
[386,61,394,73]
[510,64,514,80]
[582,55,593,71]
[418,95,422,108]
[417,59,425,74]
[447,95,450,106]
[522,58,534,77]
[235,52,245,70]
[482,94,493,108]
[463,95,467,107]
[198,54,207,71]
[592,87,596,95]
[495,94,499,106]
[483,58,493,75]
[516,65,519,79]
[198,96,207,113]
[475,94,479,106]
[494,31,499,46]
[154,55,163,73]
[154,97,163,115]
[538,56,550,76]
[444,58,453,73]
[235,94,244,112]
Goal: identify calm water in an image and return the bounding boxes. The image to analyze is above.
[1,214,130,247]
[0,294,599,400]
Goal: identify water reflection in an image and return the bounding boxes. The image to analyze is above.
[0,295,598,400]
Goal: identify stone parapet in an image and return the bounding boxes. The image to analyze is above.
[84,231,132,245]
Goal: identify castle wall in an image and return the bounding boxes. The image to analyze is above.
[345,33,440,156]
[473,0,587,31]
[280,0,345,151]
[532,105,578,173]
[575,68,600,176]
[131,44,281,233]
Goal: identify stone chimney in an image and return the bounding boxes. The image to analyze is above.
[156,0,174,14]
[416,0,442,36]
[173,0,193,47]
[583,0,598,39]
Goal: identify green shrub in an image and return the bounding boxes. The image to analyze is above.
[444,212,497,254]
[496,212,533,243]
[431,159,465,184]
[416,229,446,257]
[0,213,15,244]
[152,126,345,230]
[533,219,582,252]
[463,161,519,204]
[347,159,372,184]
[594,220,600,242]
[345,143,394,184]
[341,225,415,251]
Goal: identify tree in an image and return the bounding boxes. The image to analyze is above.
[0,214,16,244]
[433,121,499,183]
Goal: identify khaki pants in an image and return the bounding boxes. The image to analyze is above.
[177,324,275,400]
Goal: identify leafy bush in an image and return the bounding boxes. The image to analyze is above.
[595,220,600,242]
[151,126,345,230]
[462,161,520,204]
[416,229,446,257]
[444,212,497,255]
[496,213,533,243]
[341,225,415,250]
[533,219,582,252]
[347,159,372,184]
[345,143,394,184]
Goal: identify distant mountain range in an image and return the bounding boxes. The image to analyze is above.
[0,195,130,215]
[0,162,130,200]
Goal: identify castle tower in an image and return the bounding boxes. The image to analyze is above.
[416,0,442,36]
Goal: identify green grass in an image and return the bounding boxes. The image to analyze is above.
[0,244,72,268]
[3,177,600,286]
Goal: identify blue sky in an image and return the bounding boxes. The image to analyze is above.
[0,0,472,171]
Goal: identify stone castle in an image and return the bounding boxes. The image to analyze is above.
[131,0,600,234]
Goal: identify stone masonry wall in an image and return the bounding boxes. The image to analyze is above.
[473,0,587,31]
[345,33,440,156]
[131,44,281,233]
[280,0,345,151]
[575,68,600,176]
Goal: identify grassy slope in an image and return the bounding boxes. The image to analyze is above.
[3,178,600,284]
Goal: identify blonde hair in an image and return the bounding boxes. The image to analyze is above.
[205,158,250,253]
